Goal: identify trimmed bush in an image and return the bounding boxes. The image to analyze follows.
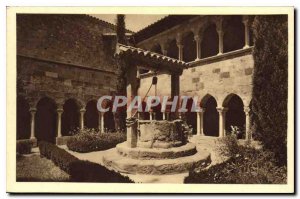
[67,128,126,153]
[69,160,132,183]
[17,139,34,154]
[39,141,79,173]
[38,141,133,183]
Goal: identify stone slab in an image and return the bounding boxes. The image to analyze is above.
[117,142,197,160]
[103,148,211,175]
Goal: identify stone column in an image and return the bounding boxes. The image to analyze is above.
[217,107,227,137]
[80,108,86,129]
[197,108,205,136]
[162,112,166,120]
[98,112,105,133]
[244,106,251,140]
[216,20,224,55]
[56,108,63,138]
[194,34,202,61]
[243,17,250,49]
[177,44,184,61]
[29,108,36,139]
[171,74,180,119]
[126,63,138,148]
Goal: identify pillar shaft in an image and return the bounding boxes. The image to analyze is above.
[243,19,250,48]
[98,112,105,133]
[171,74,180,119]
[126,64,138,148]
[162,112,166,120]
[80,108,86,129]
[29,108,36,139]
[194,35,202,60]
[197,108,205,136]
[244,106,251,140]
[57,108,63,137]
[177,44,183,61]
[217,107,227,137]
[216,19,224,55]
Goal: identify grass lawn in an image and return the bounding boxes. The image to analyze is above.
[16,154,70,182]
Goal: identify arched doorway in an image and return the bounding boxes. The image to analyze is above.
[201,94,219,137]
[35,97,57,143]
[84,100,98,129]
[103,100,115,132]
[17,96,31,139]
[184,98,197,134]
[223,94,246,139]
[223,16,245,53]
[201,24,219,58]
[62,99,79,136]
[167,39,178,59]
[183,32,197,62]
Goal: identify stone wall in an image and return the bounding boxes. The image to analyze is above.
[17,14,120,107]
[138,49,254,107]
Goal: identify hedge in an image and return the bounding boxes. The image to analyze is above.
[17,139,34,154]
[38,141,133,183]
[67,129,126,153]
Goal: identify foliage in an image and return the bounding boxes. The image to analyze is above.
[16,154,70,182]
[39,141,78,173]
[217,132,240,160]
[251,15,288,165]
[184,136,287,184]
[69,160,132,183]
[16,139,34,154]
[115,14,127,132]
[66,128,126,153]
[38,141,133,183]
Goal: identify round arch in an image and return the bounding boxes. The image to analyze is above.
[84,100,98,129]
[200,23,219,58]
[201,94,219,137]
[223,93,246,138]
[182,31,196,62]
[223,16,245,53]
[35,97,57,143]
[62,98,80,136]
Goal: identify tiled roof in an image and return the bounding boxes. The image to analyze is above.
[116,43,188,73]
[133,15,196,43]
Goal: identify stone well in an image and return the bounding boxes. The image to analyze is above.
[103,120,211,175]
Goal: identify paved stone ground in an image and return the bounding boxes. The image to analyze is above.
[57,136,223,183]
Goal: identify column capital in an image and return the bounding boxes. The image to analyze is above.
[29,107,37,113]
[57,108,64,113]
[216,107,228,114]
[80,108,86,113]
[197,108,206,113]
[242,16,249,24]
[244,106,250,115]
[194,33,203,42]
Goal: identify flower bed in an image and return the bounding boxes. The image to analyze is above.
[66,128,126,153]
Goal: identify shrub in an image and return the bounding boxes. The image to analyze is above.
[17,139,33,154]
[67,128,126,153]
[38,141,133,183]
[39,141,79,173]
[184,146,287,184]
[69,160,132,183]
[252,15,288,165]
[217,130,240,159]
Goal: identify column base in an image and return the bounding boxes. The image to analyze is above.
[29,137,37,147]
[243,45,250,49]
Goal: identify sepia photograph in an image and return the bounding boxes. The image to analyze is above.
[6,6,294,193]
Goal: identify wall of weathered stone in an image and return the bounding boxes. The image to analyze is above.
[138,50,254,107]
[17,14,121,107]
[18,56,117,108]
